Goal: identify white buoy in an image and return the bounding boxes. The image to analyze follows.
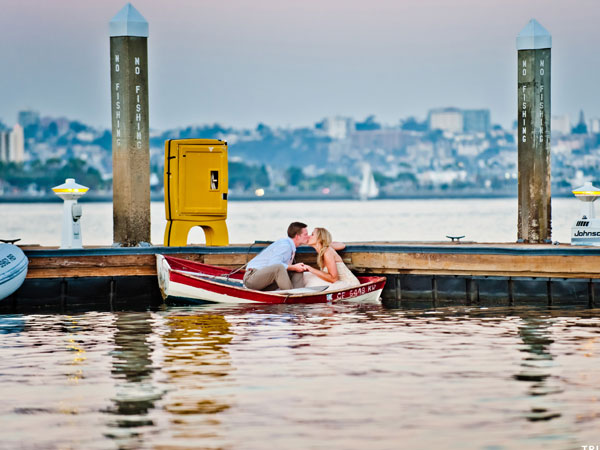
[52,178,89,249]
[571,181,600,246]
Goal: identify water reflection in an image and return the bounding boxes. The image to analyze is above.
[160,311,234,445]
[0,315,25,335]
[515,315,563,422]
[106,312,163,444]
[64,316,87,385]
[2,306,599,448]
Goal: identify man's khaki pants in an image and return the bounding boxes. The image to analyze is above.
[243,264,305,291]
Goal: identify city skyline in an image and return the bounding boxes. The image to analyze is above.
[1,0,599,130]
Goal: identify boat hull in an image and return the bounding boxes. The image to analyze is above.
[157,254,386,304]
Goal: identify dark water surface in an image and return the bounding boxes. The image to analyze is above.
[1,304,599,449]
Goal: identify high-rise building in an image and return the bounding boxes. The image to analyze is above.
[0,125,25,163]
[321,116,355,139]
[428,108,463,134]
[428,108,491,134]
[0,131,9,162]
[590,118,600,134]
[572,110,588,134]
[9,124,25,162]
[17,110,40,129]
[462,109,490,133]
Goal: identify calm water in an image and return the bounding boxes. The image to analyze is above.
[2,198,582,246]
[3,199,598,449]
[1,304,599,449]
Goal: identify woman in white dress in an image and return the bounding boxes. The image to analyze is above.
[303,228,360,290]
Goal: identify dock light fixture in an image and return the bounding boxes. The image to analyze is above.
[571,181,600,246]
[52,178,89,249]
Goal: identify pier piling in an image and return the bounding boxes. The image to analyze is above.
[516,19,552,243]
[110,4,150,246]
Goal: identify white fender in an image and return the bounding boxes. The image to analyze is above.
[0,244,28,301]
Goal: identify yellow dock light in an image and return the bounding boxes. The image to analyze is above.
[163,139,229,246]
[572,184,600,200]
[571,181,600,246]
[52,178,89,249]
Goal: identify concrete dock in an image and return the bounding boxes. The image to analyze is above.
[3,242,600,313]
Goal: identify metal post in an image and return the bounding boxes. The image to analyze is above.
[516,19,552,243]
[395,275,402,302]
[110,3,150,246]
[466,278,478,305]
[109,278,116,311]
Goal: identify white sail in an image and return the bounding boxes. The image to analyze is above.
[359,163,379,201]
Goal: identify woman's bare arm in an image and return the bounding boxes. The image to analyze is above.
[331,241,345,251]
[306,248,338,283]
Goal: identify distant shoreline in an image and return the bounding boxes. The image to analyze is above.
[0,189,575,203]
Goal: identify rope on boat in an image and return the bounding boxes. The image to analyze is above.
[225,263,247,280]
[221,240,272,281]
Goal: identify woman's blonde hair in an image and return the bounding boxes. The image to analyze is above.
[314,227,332,269]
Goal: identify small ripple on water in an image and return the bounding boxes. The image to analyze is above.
[0,306,599,448]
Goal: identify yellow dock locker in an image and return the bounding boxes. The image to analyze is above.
[163,139,229,246]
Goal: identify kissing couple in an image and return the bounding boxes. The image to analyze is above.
[243,221,360,292]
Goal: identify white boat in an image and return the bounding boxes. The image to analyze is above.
[0,243,28,301]
[358,163,379,201]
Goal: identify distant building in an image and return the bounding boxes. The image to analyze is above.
[428,108,463,134]
[589,118,600,134]
[428,108,490,134]
[417,169,467,187]
[349,129,411,153]
[551,115,571,135]
[462,109,490,133]
[572,110,588,135]
[10,124,25,162]
[0,124,25,163]
[17,110,40,129]
[321,116,354,139]
[455,134,489,157]
[0,131,8,162]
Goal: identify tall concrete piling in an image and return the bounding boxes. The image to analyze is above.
[516,19,552,243]
[109,3,150,246]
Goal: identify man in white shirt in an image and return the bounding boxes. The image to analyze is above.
[243,222,310,291]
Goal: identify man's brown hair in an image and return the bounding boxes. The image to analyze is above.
[287,222,307,238]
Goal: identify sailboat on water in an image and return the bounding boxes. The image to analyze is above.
[358,163,379,201]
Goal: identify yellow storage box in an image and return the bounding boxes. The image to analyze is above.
[164,139,229,246]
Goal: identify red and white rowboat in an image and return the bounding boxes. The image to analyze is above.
[157,254,386,304]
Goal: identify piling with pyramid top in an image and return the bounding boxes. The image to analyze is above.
[110,3,150,246]
[516,19,552,243]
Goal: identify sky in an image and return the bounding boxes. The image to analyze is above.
[1,0,599,131]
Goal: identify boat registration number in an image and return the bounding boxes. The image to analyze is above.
[328,284,376,300]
